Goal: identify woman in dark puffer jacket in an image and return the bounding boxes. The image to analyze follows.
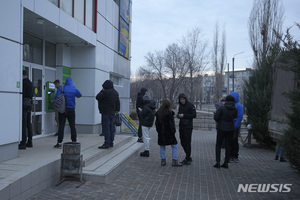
[155,99,182,167]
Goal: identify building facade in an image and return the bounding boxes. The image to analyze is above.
[201,68,252,104]
[0,0,131,162]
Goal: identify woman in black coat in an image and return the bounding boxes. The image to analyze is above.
[155,99,182,167]
[213,95,238,169]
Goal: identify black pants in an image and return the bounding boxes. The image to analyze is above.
[231,126,240,158]
[179,128,193,160]
[216,130,233,164]
[57,108,77,143]
[21,109,33,145]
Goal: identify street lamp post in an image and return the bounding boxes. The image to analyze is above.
[232,51,244,92]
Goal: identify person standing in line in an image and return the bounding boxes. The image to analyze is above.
[96,80,120,149]
[213,95,237,169]
[54,78,82,148]
[177,93,196,165]
[136,88,148,143]
[53,79,61,136]
[275,143,287,162]
[19,70,33,150]
[139,94,156,157]
[229,92,244,163]
[155,99,182,166]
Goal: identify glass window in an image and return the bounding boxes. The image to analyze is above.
[61,0,73,16]
[32,68,43,98]
[86,0,95,30]
[48,0,58,6]
[110,74,122,86]
[45,41,56,68]
[23,33,43,65]
[74,0,84,24]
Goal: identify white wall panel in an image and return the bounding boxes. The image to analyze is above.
[106,0,113,24]
[71,69,96,97]
[59,10,77,35]
[0,0,21,42]
[97,14,106,44]
[71,46,95,68]
[105,21,113,49]
[98,0,106,16]
[75,97,96,125]
[113,28,118,52]
[105,48,113,72]
[96,42,107,70]
[0,38,21,92]
[77,23,96,45]
[34,0,60,25]
[0,93,21,145]
[112,3,119,29]
[22,0,34,11]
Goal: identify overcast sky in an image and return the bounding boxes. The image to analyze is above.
[131,0,300,75]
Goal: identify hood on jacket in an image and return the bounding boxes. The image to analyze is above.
[102,80,114,90]
[147,100,156,110]
[230,92,239,103]
[224,101,237,111]
[65,78,75,87]
[215,102,221,107]
[178,93,188,105]
[141,88,147,95]
[143,94,151,101]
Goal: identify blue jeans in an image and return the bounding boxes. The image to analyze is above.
[160,145,178,160]
[102,114,115,147]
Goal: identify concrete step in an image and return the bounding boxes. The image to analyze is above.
[82,136,133,167]
[82,137,143,183]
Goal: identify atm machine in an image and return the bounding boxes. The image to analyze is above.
[45,81,55,113]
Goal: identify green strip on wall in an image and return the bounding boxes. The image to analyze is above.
[63,66,71,84]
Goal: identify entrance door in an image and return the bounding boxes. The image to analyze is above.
[23,62,44,136]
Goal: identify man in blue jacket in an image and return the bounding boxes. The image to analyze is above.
[229,92,244,163]
[54,78,82,148]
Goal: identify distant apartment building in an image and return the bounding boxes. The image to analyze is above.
[0,0,132,162]
[224,68,252,104]
[201,68,252,104]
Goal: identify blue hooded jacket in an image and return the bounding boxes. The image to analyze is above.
[55,78,82,109]
[230,92,243,128]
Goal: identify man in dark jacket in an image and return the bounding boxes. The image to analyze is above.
[54,78,82,148]
[136,88,147,142]
[177,93,196,165]
[139,95,156,157]
[96,80,120,149]
[19,70,33,150]
[213,95,237,169]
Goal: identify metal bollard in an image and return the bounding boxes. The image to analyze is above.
[247,124,252,145]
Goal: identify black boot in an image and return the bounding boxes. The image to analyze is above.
[220,163,228,169]
[213,162,220,168]
[280,157,287,162]
[140,150,149,157]
[161,159,166,166]
[172,159,182,167]
[275,155,279,160]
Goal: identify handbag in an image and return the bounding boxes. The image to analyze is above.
[113,113,122,126]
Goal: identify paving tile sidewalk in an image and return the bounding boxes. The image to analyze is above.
[30,130,300,200]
